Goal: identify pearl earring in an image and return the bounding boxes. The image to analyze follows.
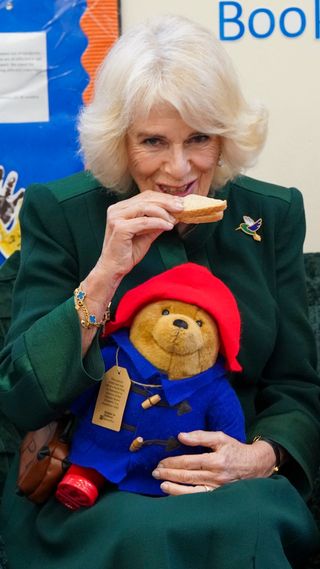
[218,154,223,167]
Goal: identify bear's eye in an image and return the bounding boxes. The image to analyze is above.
[162,309,170,315]
[196,320,203,327]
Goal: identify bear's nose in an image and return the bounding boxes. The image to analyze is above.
[173,319,188,330]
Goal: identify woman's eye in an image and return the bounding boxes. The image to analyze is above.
[196,320,203,327]
[188,134,210,144]
[162,309,170,315]
[142,137,163,147]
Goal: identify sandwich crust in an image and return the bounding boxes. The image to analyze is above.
[175,194,227,224]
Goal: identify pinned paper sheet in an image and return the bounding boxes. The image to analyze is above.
[0,32,49,123]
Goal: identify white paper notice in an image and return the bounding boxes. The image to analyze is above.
[0,32,49,123]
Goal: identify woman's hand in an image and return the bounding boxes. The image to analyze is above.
[79,191,183,354]
[96,190,184,281]
[152,430,278,496]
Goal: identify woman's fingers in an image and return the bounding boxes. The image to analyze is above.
[151,432,252,495]
[110,216,175,235]
[153,466,216,486]
[160,481,218,496]
[108,191,184,221]
[151,432,279,497]
[129,190,184,212]
[178,430,228,448]
[155,452,214,471]
[108,204,177,227]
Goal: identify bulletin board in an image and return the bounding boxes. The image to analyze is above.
[0,0,121,263]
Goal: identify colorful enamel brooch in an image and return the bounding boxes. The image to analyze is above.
[236,216,262,241]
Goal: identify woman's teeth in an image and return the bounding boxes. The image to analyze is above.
[159,183,193,194]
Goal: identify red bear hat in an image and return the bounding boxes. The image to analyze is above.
[102,263,242,372]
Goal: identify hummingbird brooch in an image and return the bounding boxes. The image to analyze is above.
[236,216,262,242]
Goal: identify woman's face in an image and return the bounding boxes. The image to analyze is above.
[126,104,221,197]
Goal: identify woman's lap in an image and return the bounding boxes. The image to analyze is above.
[1,463,319,569]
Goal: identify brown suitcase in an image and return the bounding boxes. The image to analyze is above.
[17,414,73,504]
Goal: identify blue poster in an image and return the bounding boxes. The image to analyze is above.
[0,0,88,262]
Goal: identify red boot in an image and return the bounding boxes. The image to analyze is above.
[56,465,105,510]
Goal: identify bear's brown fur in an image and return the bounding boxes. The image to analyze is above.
[130,299,220,380]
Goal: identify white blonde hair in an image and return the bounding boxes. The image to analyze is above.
[79,14,268,193]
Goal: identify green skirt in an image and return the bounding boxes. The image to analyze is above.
[1,459,319,569]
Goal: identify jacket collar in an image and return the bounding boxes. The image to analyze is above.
[110,329,226,405]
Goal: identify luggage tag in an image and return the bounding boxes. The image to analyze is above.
[92,366,131,432]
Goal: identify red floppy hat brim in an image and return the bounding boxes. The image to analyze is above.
[102,263,242,372]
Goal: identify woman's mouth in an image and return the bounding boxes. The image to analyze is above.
[157,180,197,196]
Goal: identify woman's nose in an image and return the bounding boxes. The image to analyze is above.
[163,146,191,179]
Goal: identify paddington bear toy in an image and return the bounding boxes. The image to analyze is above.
[56,263,246,510]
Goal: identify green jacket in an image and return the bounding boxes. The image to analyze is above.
[0,171,319,499]
[0,251,22,499]
[0,171,320,569]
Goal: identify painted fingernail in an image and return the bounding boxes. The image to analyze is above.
[152,470,160,479]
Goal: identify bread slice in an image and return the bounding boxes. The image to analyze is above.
[175,194,227,224]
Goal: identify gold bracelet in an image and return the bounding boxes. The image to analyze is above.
[74,286,111,329]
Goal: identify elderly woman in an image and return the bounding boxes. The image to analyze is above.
[0,14,319,569]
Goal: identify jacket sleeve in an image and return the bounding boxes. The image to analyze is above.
[0,184,105,432]
[247,188,320,499]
